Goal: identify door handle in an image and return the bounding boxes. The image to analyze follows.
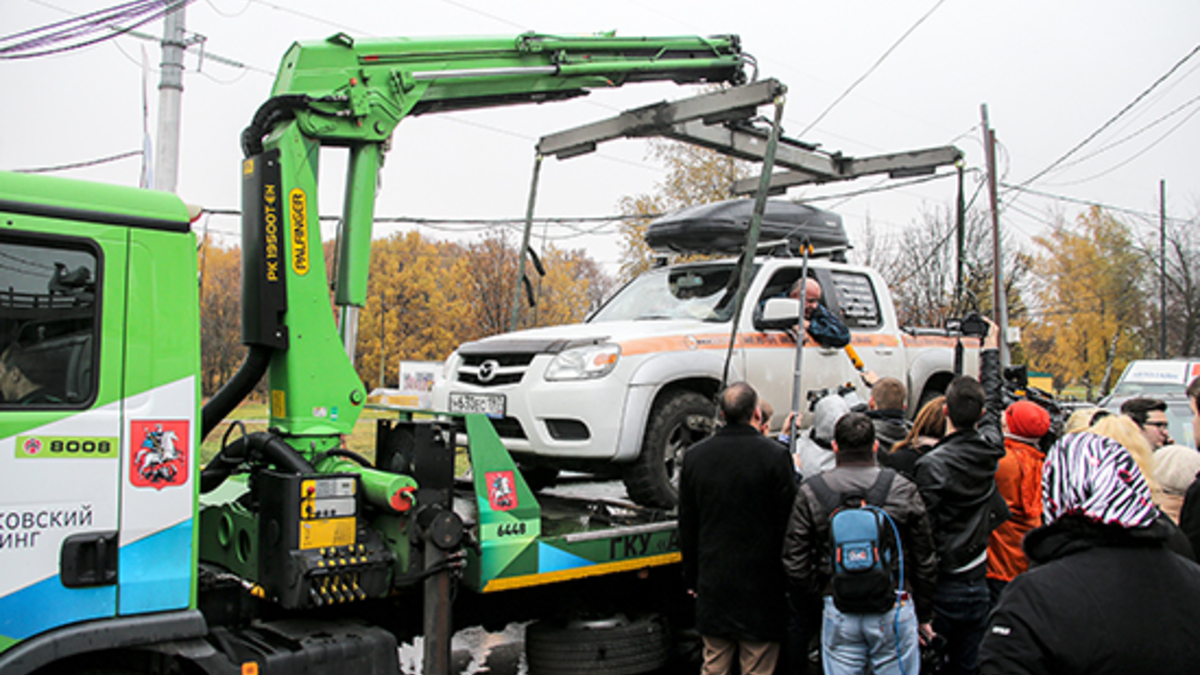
[60,531,119,587]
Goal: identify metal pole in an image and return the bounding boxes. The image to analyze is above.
[980,104,1009,365]
[510,154,543,332]
[788,248,811,459]
[1160,179,1167,359]
[955,161,965,316]
[153,1,186,193]
[720,95,786,391]
[422,542,451,675]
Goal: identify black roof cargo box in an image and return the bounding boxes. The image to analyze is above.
[644,198,849,256]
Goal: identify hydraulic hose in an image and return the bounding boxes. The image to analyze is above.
[201,344,272,441]
[240,94,311,157]
[200,431,315,494]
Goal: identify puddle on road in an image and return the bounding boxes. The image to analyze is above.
[399,622,529,675]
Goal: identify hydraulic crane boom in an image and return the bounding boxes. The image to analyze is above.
[214,32,747,466]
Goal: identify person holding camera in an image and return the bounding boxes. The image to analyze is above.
[913,316,1005,675]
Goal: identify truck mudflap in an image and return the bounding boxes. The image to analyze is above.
[458,414,680,593]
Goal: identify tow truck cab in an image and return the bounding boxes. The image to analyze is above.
[0,171,202,659]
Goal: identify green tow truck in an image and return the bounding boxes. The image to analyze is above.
[0,32,747,675]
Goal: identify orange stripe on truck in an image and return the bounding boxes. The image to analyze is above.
[902,334,972,348]
[618,331,903,356]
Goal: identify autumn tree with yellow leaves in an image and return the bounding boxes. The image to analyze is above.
[198,241,248,397]
[198,228,613,392]
[1024,206,1147,398]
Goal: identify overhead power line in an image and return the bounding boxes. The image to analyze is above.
[1000,182,1192,225]
[1050,92,1200,173]
[1045,103,1200,188]
[798,0,948,137]
[1,0,196,59]
[14,149,143,173]
[1012,42,1200,190]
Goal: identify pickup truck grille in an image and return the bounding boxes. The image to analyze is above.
[457,353,534,387]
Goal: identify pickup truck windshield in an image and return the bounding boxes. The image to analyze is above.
[589,262,754,323]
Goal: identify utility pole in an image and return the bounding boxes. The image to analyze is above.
[1160,179,1167,359]
[153,1,186,193]
[981,104,1009,365]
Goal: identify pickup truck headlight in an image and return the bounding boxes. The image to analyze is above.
[544,344,621,381]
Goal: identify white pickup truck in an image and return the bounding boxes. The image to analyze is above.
[434,199,979,508]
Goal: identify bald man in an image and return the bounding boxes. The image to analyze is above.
[789,278,850,348]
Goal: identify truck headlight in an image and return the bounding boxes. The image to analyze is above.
[544,344,621,381]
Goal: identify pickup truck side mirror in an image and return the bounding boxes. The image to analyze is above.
[755,297,801,331]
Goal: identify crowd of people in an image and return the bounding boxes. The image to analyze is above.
[679,304,1200,675]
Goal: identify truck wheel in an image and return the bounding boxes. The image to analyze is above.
[519,465,560,492]
[917,386,945,412]
[623,391,713,509]
[526,614,670,675]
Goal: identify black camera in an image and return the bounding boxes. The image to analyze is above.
[805,382,861,411]
[947,311,988,338]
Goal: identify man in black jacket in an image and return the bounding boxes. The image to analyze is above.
[680,382,798,675]
[979,431,1200,674]
[913,317,1004,675]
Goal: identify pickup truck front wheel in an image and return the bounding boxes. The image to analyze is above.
[623,390,714,509]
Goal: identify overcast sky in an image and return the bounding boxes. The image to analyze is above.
[4,0,1199,275]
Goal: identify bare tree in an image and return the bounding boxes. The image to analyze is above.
[1139,207,1200,358]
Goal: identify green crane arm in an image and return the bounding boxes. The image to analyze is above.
[252,32,745,149]
[235,32,746,451]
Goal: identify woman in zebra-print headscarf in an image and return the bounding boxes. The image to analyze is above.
[1042,431,1159,529]
[978,432,1200,674]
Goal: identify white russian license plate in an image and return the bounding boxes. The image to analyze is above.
[448,392,506,418]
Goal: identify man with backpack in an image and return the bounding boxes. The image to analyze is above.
[783,412,938,675]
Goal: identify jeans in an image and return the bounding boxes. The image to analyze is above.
[821,595,919,675]
[931,576,990,675]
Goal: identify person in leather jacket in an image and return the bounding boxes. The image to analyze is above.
[913,317,1005,675]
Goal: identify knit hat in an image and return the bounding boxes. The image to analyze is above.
[1154,444,1200,496]
[1043,432,1159,529]
[1005,400,1051,441]
[811,394,851,445]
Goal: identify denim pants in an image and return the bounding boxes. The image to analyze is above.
[931,576,990,675]
[821,595,919,675]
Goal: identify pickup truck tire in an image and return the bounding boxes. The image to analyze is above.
[526,614,670,675]
[623,390,713,509]
[519,465,560,492]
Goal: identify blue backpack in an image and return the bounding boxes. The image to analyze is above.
[806,469,903,614]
